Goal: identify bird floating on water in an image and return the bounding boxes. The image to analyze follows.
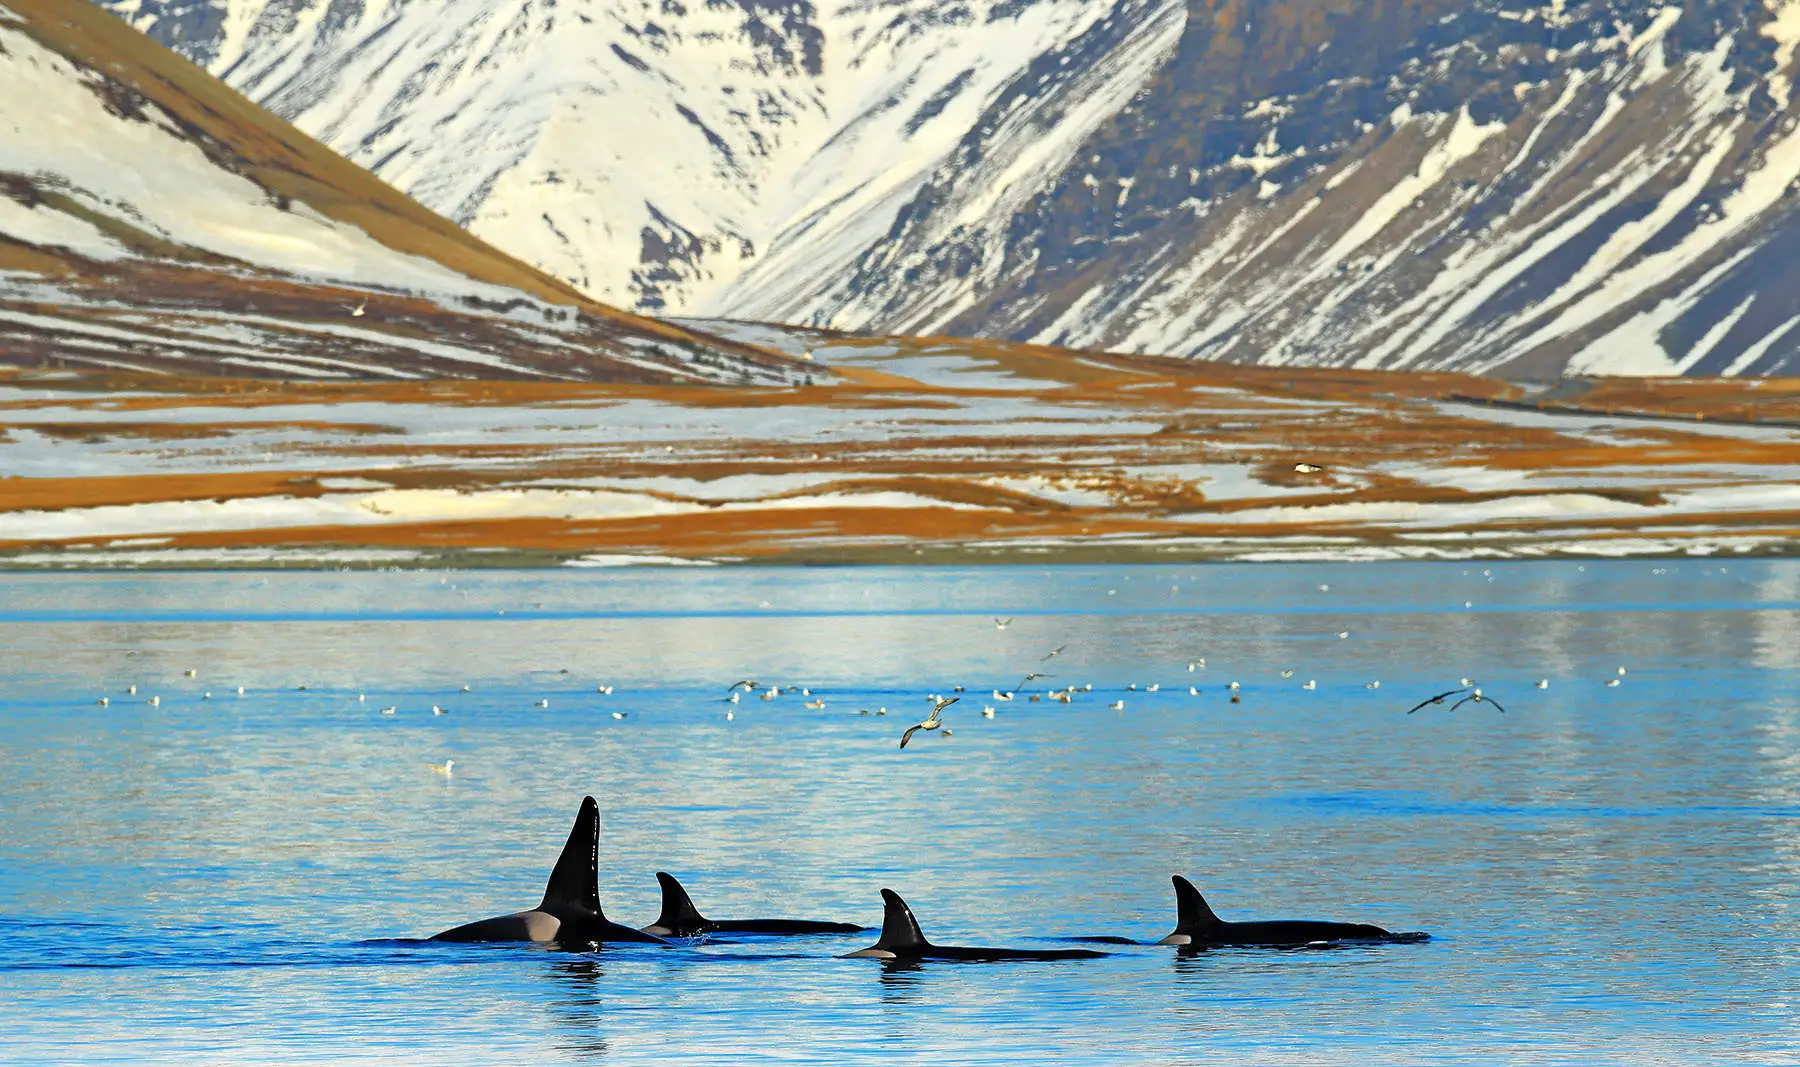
[536,699,549,708]
[612,711,626,720]
[96,697,108,707]
[128,685,137,695]
[432,759,453,775]
[1294,462,1324,473]
[982,707,995,719]
[148,696,160,706]
[1606,678,1621,687]
[804,699,825,709]
[432,705,446,715]
[1302,680,1317,691]
[184,669,197,678]
[380,706,396,715]
[900,697,957,749]
[1110,700,1125,710]
[1537,679,1549,689]
[1365,681,1381,690]
[1280,669,1294,679]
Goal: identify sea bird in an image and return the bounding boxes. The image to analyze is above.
[900,697,957,749]
[1042,645,1067,661]
[994,618,1012,630]
[1447,688,1504,713]
[1405,687,1472,714]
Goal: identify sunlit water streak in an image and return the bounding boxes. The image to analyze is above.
[1,561,1798,1064]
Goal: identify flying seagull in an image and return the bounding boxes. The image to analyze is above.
[727,679,760,693]
[900,697,958,749]
[1406,687,1472,714]
[994,617,1013,630]
[1448,688,1505,713]
[1041,645,1067,662]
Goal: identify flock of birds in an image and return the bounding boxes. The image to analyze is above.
[94,615,1640,766]
[709,620,1638,751]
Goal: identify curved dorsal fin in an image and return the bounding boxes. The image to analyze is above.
[1170,874,1221,936]
[873,888,930,949]
[539,796,603,918]
[653,871,710,932]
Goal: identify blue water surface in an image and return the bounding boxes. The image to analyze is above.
[1,560,1797,1065]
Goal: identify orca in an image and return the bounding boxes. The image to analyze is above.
[1157,875,1429,947]
[641,871,867,937]
[429,796,666,945]
[841,888,1107,961]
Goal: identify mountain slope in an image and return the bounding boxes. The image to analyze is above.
[97,0,1800,377]
[0,0,814,382]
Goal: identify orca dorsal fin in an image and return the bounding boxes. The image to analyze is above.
[653,872,710,932]
[873,888,930,949]
[539,796,603,918]
[1170,874,1221,938]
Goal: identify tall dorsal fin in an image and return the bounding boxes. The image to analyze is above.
[1170,874,1221,937]
[873,888,930,949]
[653,872,710,932]
[538,796,602,917]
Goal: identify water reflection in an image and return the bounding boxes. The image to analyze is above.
[875,958,927,999]
[544,955,610,1059]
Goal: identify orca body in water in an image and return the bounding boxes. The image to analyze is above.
[1156,875,1429,947]
[429,796,666,946]
[841,889,1107,961]
[640,871,866,937]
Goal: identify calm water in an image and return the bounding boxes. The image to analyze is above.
[2,561,1798,1065]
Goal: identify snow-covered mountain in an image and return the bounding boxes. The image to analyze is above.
[1,0,813,382]
[93,0,1800,376]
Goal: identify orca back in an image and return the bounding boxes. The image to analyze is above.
[538,796,603,919]
[873,888,929,950]
[649,872,714,936]
[1160,874,1223,944]
[843,889,1105,960]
